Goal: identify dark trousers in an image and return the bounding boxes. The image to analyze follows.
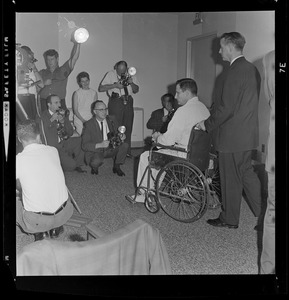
[17,94,38,121]
[85,142,128,169]
[58,136,85,172]
[108,95,134,154]
[40,98,67,112]
[218,150,262,225]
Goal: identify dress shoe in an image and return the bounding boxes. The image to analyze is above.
[34,231,50,241]
[75,166,87,173]
[113,166,125,176]
[254,223,263,231]
[49,226,64,238]
[91,167,99,175]
[207,217,238,229]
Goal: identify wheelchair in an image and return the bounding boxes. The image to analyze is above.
[126,127,221,223]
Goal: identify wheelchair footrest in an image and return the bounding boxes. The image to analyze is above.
[125,195,137,204]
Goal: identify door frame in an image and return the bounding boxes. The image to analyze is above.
[186,31,218,78]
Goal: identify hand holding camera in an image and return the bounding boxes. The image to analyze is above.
[114,82,124,89]
[117,67,136,88]
[57,109,69,122]
[50,112,60,123]
[102,140,110,148]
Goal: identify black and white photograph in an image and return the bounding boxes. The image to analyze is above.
[2,0,288,297]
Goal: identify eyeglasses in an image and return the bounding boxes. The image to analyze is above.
[94,108,108,112]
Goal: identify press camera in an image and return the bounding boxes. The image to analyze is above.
[57,108,70,118]
[118,67,136,87]
[56,109,70,141]
[107,126,126,149]
[16,44,38,86]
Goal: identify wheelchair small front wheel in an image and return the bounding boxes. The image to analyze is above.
[145,192,160,213]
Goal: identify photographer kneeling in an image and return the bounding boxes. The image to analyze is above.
[81,100,128,176]
[37,94,86,173]
[16,120,74,241]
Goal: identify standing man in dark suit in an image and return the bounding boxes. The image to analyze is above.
[81,100,128,176]
[147,93,176,134]
[197,32,262,229]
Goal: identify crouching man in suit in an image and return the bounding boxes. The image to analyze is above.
[81,100,128,176]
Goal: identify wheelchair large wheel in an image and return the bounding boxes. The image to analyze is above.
[155,160,208,223]
[205,154,222,209]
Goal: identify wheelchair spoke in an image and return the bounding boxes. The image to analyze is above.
[155,161,208,223]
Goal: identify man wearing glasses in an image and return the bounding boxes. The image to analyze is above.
[81,100,128,176]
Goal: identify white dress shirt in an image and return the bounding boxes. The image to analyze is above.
[157,97,210,150]
[230,55,244,65]
[16,143,68,213]
[96,119,109,140]
[136,97,210,194]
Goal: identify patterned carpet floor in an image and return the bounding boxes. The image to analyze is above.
[16,148,266,274]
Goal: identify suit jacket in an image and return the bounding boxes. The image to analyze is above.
[81,115,119,153]
[37,110,74,149]
[146,108,165,132]
[16,219,172,275]
[205,56,261,153]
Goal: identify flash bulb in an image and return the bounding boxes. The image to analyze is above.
[128,67,136,76]
[74,28,89,43]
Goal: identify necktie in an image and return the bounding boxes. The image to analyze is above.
[124,85,129,96]
[100,121,104,140]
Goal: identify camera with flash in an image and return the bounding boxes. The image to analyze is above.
[107,126,126,149]
[56,109,70,141]
[119,67,136,87]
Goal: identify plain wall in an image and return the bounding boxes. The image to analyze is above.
[16,13,59,71]
[236,11,275,160]
[123,13,178,138]
[58,13,123,108]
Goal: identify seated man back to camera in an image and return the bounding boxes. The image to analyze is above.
[16,119,74,241]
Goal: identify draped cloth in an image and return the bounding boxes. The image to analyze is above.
[16,219,172,275]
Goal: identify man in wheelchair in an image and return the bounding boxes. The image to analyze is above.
[128,78,210,203]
